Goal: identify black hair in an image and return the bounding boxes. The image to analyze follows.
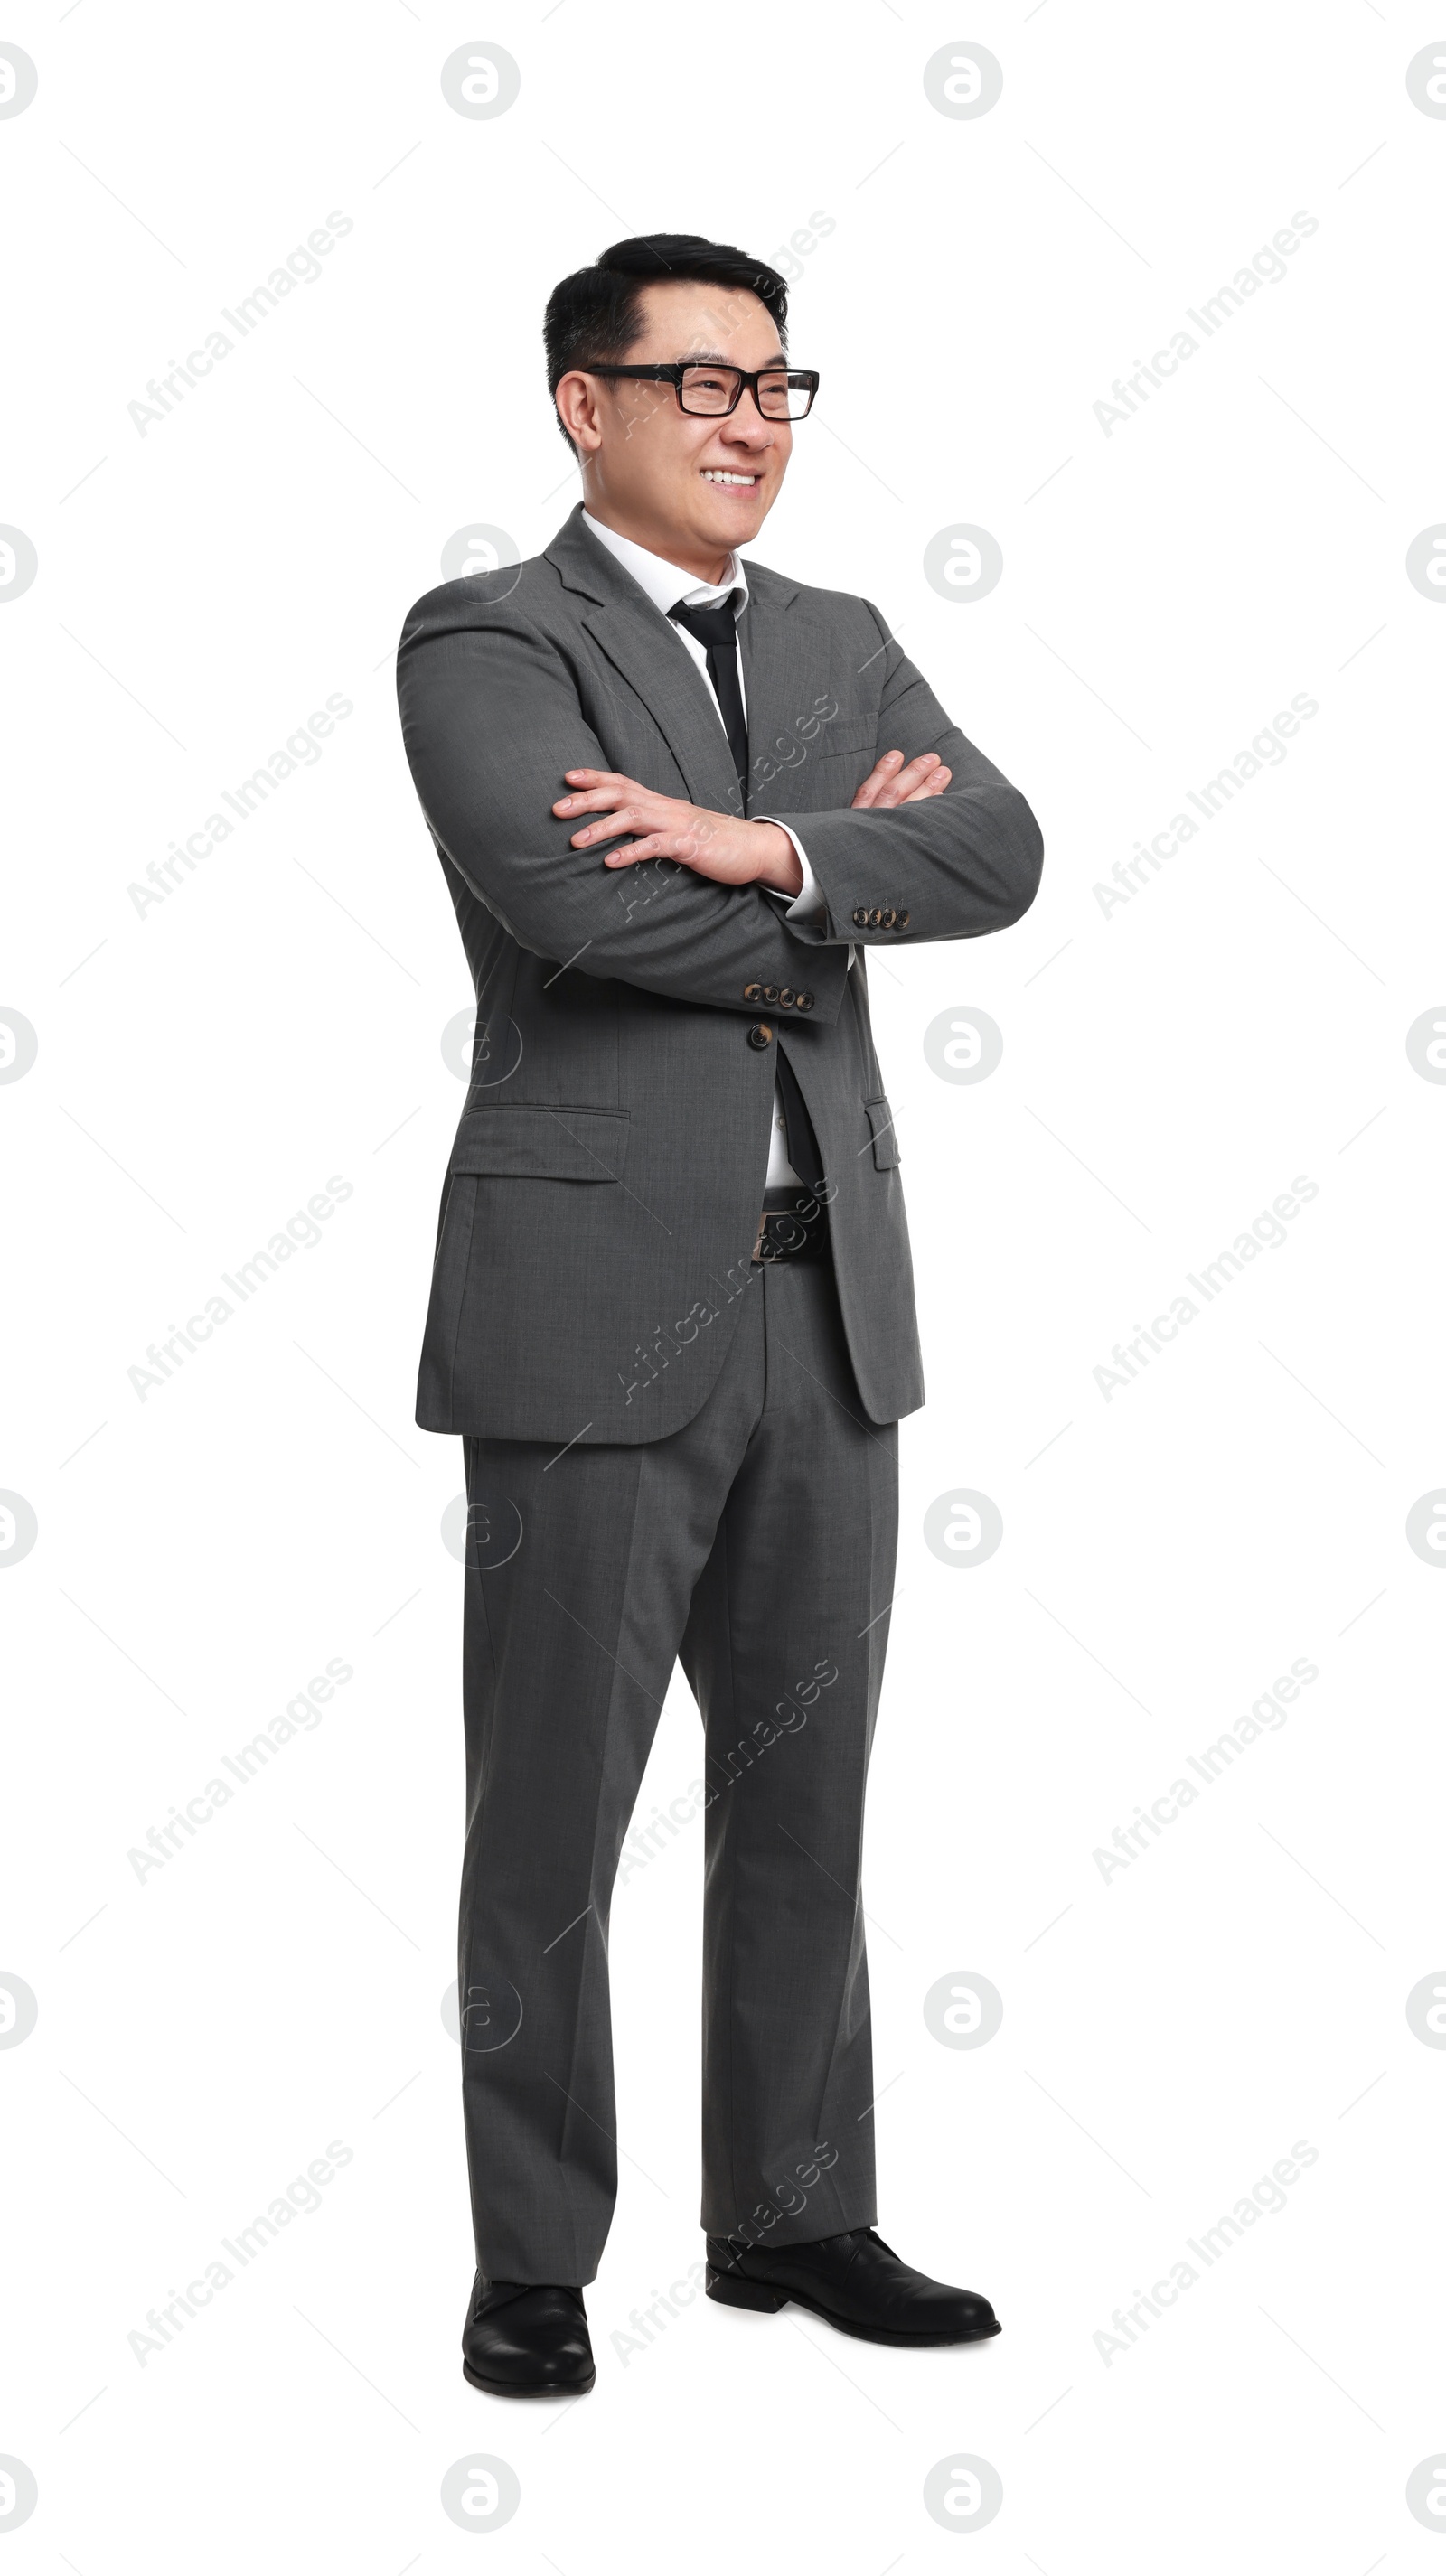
[543,234,789,449]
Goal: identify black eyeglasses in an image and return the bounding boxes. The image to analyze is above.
[587,362,820,421]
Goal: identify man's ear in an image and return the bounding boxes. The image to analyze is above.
[555,371,603,455]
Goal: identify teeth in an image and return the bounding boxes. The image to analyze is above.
[703,470,757,485]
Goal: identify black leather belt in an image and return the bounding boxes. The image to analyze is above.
[751,1185,831,1267]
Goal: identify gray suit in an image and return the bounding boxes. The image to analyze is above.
[396,507,1041,2283]
[398,506,1042,1446]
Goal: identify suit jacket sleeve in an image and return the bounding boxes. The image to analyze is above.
[780,599,1044,948]
[396,589,849,1025]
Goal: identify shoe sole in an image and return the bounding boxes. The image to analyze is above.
[462,2359,596,2397]
[705,2264,1002,2347]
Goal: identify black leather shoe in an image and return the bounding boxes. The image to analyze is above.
[462,2274,596,2396]
[705,2226,1000,2347]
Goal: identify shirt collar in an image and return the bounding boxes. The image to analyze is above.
[580,510,747,620]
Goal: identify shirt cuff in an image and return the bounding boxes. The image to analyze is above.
[756,819,825,923]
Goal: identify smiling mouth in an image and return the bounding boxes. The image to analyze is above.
[700,468,761,488]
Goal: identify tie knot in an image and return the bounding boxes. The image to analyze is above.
[669,599,738,650]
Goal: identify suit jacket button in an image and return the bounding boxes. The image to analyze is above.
[851,907,869,928]
[743,982,762,1001]
[869,907,884,927]
[795,990,814,1012]
[897,908,910,929]
[880,908,897,929]
[762,984,779,1004]
[778,987,795,1007]
[747,1021,774,1049]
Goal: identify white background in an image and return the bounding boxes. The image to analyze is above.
[4,1,1445,2567]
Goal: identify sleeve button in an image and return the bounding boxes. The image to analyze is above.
[743,982,762,1001]
[897,909,910,929]
[851,907,869,928]
[795,991,814,1012]
[868,907,883,928]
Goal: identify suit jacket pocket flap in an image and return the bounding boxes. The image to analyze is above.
[864,1096,901,1170]
[812,716,879,756]
[449,1105,630,1181]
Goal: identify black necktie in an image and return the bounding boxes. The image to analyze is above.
[669,598,749,814]
[671,597,823,1197]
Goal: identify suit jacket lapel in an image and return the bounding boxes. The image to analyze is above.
[545,505,741,810]
[737,565,831,812]
[583,602,742,809]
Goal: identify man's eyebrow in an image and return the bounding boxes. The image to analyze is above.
[671,351,793,369]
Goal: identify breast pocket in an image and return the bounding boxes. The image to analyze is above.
[806,716,878,778]
[864,1096,900,1170]
[756,716,878,805]
[810,717,878,757]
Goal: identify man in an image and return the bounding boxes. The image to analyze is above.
[396,234,1042,2398]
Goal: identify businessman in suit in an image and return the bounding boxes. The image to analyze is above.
[396,233,1042,2396]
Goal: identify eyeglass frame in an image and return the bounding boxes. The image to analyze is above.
[583,361,821,420]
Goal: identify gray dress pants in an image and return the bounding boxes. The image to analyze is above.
[458,1252,899,2285]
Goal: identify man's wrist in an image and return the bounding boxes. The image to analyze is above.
[746,820,803,897]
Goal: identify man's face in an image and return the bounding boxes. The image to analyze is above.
[559,280,793,575]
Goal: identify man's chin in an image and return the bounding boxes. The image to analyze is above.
[693,489,772,548]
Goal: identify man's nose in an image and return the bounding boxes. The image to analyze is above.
[723,396,775,442]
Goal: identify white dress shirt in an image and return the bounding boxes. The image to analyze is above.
[581,509,827,1187]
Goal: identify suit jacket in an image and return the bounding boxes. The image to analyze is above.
[396,504,1043,1446]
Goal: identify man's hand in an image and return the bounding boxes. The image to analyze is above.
[554,772,800,889]
[554,747,953,890]
[850,748,953,810]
